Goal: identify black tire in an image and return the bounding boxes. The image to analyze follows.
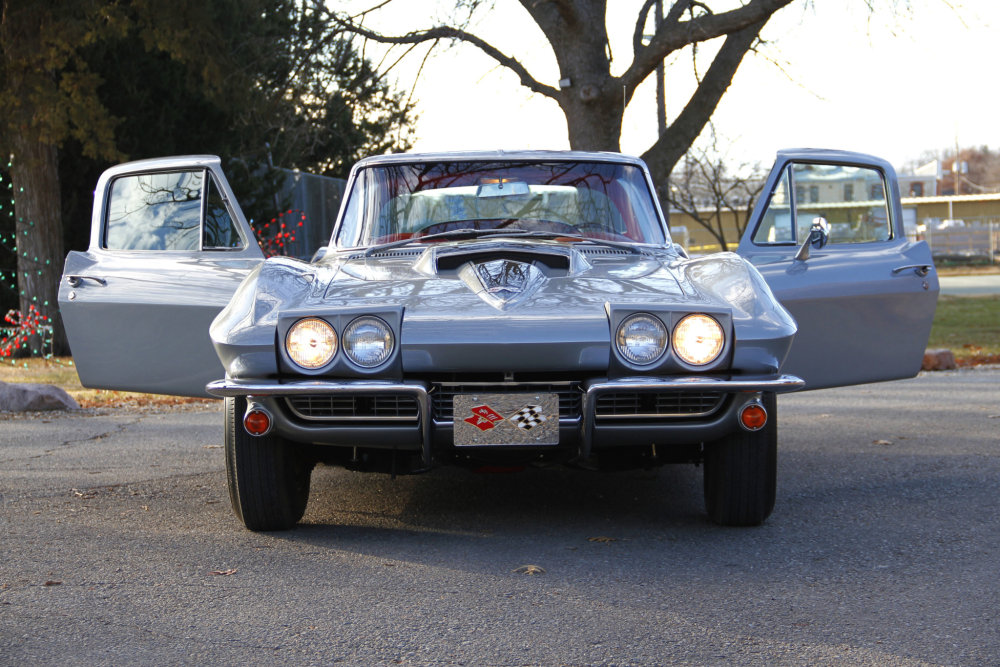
[225,396,313,531]
[703,392,777,527]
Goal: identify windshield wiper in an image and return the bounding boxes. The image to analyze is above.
[363,228,532,256]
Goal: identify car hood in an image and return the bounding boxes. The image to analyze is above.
[316,241,784,324]
[211,239,796,377]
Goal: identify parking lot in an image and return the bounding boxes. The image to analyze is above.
[2,367,999,665]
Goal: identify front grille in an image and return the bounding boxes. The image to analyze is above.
[431,383,582,422]
[594,391,725,420]
[285,394,419,422]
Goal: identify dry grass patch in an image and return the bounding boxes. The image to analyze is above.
[0,357,217,409]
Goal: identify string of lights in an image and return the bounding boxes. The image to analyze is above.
[0,159,63,368]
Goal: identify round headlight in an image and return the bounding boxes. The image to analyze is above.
[673,314,725,366]
[343,316,394,368]
[616,314,668,365]
[286,317,337,369]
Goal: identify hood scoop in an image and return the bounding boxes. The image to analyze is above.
[458,259,548,311]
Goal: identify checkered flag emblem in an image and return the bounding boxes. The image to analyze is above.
[509,405,547,430]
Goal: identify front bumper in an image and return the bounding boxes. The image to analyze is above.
[206,374,804,465]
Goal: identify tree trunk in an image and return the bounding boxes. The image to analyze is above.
[8,137,68,356]
[562,96,623,152]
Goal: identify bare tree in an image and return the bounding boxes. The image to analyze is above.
[665,134,766,250]
[325,0,796,187]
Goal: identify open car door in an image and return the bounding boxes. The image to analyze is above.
[59,156,265,397]
[736,149,939,390]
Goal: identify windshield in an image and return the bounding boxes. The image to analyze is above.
[334,160,668,248]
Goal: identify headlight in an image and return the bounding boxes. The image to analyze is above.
[673,314,725,366]
[343,316,394,368]
[286,317,337,369]
[615,314,668,365]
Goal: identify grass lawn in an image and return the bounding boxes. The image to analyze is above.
[1,293,997,400]
[927,294,1000,365]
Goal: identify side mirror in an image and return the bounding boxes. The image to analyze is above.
[794,216,830,261]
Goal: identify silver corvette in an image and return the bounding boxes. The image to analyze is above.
[59,150,938,530]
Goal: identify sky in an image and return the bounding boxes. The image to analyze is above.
[345,1,1000,171]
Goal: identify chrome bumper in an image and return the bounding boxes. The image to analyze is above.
[205,374,804,463]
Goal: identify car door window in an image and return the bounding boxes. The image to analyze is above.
[105,170,245,251]
[752,163,892,246]
[203,174,244,249]
[793,163,891,244]
[752,166,793,244]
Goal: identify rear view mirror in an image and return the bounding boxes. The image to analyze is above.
[476,179,530,198]
[794,217,829,261]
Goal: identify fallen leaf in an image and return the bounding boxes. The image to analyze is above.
[513,564,545,575]
[588,536,618,543]
[43,580,62,586]
[872,439,893,446]
[202,445,223,449]
[209,569,238,576]
[989,415,1000,420]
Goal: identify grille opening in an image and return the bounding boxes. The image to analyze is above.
[285,394,419,422]
[594,391,725,420]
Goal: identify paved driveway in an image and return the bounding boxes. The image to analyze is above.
[2,368,999,665]
[939,273,1000,295]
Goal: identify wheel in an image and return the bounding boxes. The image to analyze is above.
[224,396,313,531]
[703,392,777,526]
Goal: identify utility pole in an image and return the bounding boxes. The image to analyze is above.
[655,0,666,139]
[654,0,669,224]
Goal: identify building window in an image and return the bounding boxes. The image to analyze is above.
[870,184,882,200]
[910,182,924,197]
[843,183,854,201]
[809,185,819,203]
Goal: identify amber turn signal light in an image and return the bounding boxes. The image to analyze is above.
[739,403,767,432]
[244,409,272,436]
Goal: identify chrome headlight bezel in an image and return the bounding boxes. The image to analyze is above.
[342,316,395,368]
[285,317,338,370]
[615,313,669,366]
[673,313,726,366]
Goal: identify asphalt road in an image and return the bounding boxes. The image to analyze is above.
[2,368,999,665]
[939,273,1000,296]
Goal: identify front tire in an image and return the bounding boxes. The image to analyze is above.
[703,393,777,526]
[225,396,313,531]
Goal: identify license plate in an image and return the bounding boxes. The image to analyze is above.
[453,392,559,446]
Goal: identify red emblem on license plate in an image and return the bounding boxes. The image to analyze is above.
[464,404,504,431]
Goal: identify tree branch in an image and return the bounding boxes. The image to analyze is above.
[622,0,792,96]
[641,20,765,181]
[327,9,559,100]
[631,0,657,55]
[664,0,694,26]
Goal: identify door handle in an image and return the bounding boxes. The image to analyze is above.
[65,275,107,287]
[891,264,931,277]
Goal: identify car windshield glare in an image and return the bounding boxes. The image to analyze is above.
[335,160,668,248]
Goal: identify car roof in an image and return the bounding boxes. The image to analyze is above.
[353,150,648,168]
